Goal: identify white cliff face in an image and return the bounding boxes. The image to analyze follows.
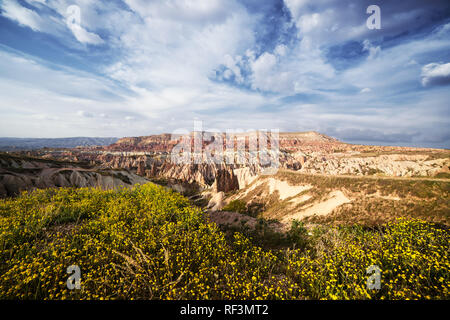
[206,191,225,211]
[149,151,448,193]
[296,153,449,177]
[0,169,151,197]
[12,132,449,196]
[233,167,258,189]
[0,154,151,197]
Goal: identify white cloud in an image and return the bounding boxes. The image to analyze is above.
[245,38,335,94]
[0,50,123,102]
[1,0,104,46]
[250,52,278,91]
[77,110,94,118]
[0,50,138,137]
[274,44,287,57]
[223,54,244,83]
[0,0,449,147]
[341,30,450,92]
[104,0,255,91]
[283,0,310,22]
[124,0,235,25]
[363,40,381,60]
[298,13,321,33]
[421,62,450,86]
[67,23,104,45]
[31,113,60,121]
[0,42,270,138]
[1,0,48,32]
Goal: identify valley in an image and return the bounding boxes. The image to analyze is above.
[1,131,449,300]
[2,131,449,229]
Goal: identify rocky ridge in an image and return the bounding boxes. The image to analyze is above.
[15,131,450,194]
[0,153,150,197]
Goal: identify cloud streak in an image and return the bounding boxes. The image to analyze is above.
[421,63,450,87]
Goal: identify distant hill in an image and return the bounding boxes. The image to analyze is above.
[0,137,118,151]
[105,131,342,152]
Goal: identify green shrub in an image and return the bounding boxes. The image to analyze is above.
[0,185,448,300]
[222,199,247,215]
[286,220,310,250]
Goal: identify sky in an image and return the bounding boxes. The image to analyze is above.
[0,0,449,148]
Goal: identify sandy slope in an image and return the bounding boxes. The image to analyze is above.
[281,191,351,223]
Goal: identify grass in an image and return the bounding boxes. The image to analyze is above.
[112,172,132,184]
[0,184,448,300]
[435,172,450,179]
[221,200,247,215]
[304,197,450,227]
[235,171,450,226]
[276,171,450,198]
[0,152,91,169]
[348,147,450,159]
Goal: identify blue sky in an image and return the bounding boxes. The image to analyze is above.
[0,0,449,148]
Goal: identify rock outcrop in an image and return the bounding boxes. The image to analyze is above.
[14,131,450,195]
[0,153,151,197]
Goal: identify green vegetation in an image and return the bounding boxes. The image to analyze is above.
[277,171,450,198]
[215,217,309,250]
[221,199,265,218]
[150,177,169,186]
[0,152,91,169]
[0,184,448,299]
[350,149,450,161]
[222,200,247,215]
[238,172,450,226]
[112,172,132,184]
[435,172,450,179]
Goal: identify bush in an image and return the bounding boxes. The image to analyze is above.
[286,220,310,250]
[0,185,448,300]
[222,200,247,215]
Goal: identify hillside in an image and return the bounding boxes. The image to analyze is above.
[0,184,448,299]
[105,131,341,153]
[212,170,450,227]
[0,153,149,197]
[16,131,450,196]
[0,137,118,151]
[2,132,449,235]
